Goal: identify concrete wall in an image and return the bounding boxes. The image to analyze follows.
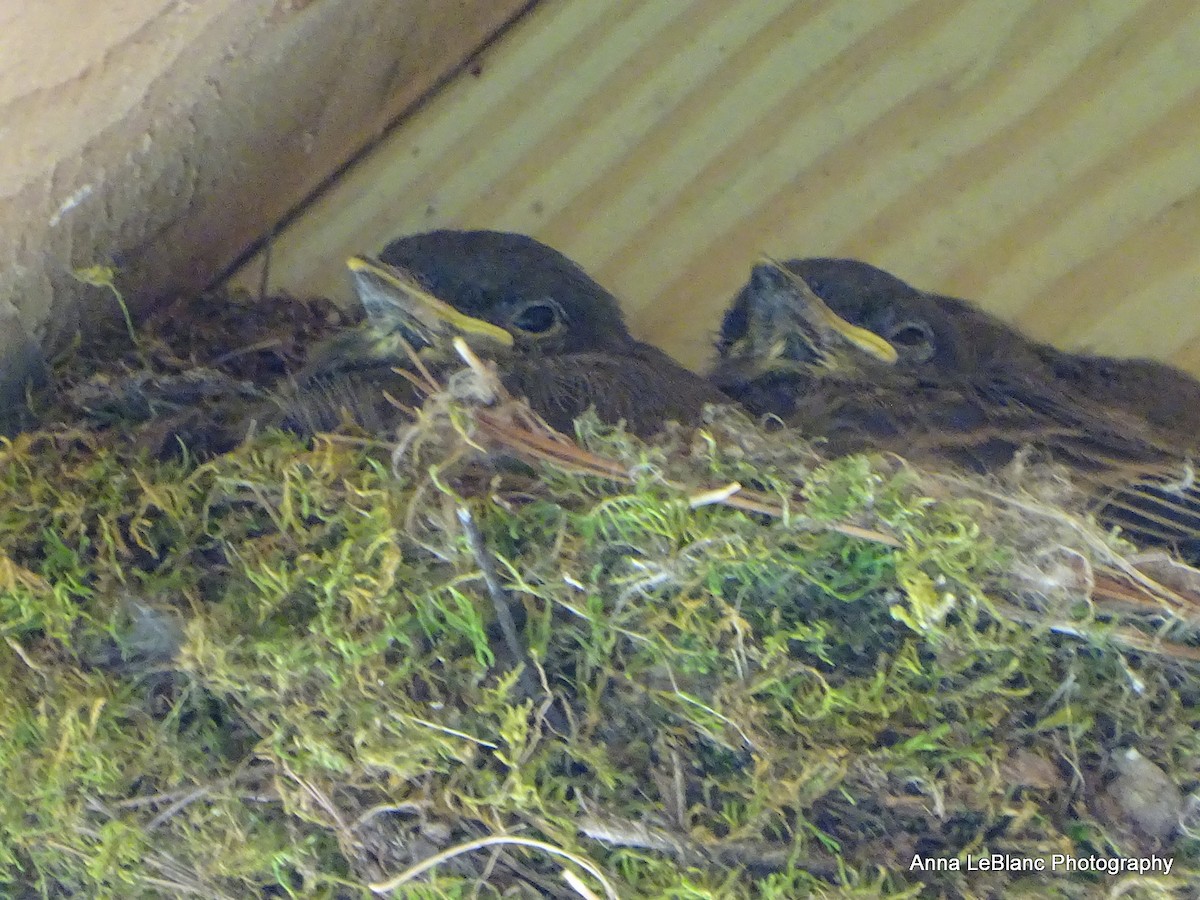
[0,0,533,411]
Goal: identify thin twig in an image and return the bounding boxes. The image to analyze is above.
[992,599,1200,663]
[577,812,839,881]
[456,505,536,687]
[368,834,619,897]
[145,785,212,832]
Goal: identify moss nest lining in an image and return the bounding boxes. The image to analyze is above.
[3,291,1200,898]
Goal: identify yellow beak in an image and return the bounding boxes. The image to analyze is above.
[763,257,898,364]
[346,255,514,349]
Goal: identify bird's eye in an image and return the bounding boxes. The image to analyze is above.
[886,320,935,363]
[510,300,564,335]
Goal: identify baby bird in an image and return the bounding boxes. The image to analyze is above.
[710,258,1200,556]
[272,229,728,439]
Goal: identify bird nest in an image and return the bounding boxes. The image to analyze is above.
[3,290,1200,898]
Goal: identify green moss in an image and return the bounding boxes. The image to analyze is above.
[2,389,1198,897]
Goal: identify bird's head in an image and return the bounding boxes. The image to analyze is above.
[778,258,946,369]
[352,230,633,360]
[346,255,514,364]
[727,257,1053,379]
[710,258,900,395]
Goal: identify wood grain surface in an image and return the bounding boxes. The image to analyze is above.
[231,0,1200,378]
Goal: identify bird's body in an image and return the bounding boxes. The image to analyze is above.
[262,365,418,437]
[711,257,1200,556]
[272,230,726,439]
[1039,351,1200,448]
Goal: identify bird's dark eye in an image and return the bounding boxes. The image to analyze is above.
[886,320,935,363]
[889,323,930,346]
[510,300,564,335]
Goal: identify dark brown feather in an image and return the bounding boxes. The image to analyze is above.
[506,346,728,436]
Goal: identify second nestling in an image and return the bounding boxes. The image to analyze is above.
[709,256,1200,558]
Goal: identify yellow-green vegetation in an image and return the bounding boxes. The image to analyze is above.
[3,351,1200,897]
